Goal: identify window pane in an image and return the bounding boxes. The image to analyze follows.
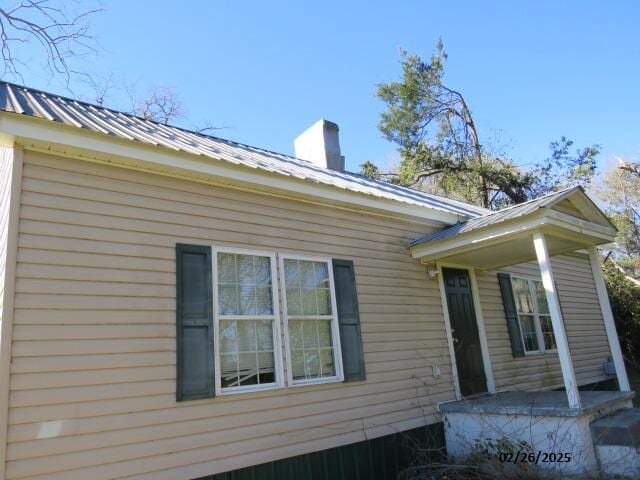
[316,288,331,315]
[302,318,319,349]
[320,348,336,377]
[257,351,275,384]
[289,319,336,381]
[301,288,318,315]
[218,285,239,316]
[299,260,315,288]
[218,253,238,284]
[286,287,302,316]
[219,319,275,389]
[256,319,273,351]
[289,319,303,350]
[512,278,534,313]
[217,252,273,316]
[283,259,333,315]
[239,284,257,315]
[220,352,238,388]
[317,319,333,347]
[255,287,272,315]
[304,351,320,378]
[534,281,550,314]
[519,314,540,352]
[540,315,557,350]
[313,262,330,288]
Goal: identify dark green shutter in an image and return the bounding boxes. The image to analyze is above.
[332,259,365,382]
[176,244,215,401]
[497,272,525,357]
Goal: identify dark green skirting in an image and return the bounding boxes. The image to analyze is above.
[197,422,445,480]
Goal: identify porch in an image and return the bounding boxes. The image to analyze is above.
[439,390,636,475]
[409,187,638,476]
[409,186,631,408]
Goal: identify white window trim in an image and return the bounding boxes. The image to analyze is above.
[510,275,558,355]
[212,246,285,395]
[278,253,344,387]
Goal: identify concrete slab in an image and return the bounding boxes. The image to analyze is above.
[440,390,635,476]
[439,390,635,417]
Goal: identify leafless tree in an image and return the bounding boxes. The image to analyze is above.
[619,160,640,179]
[194,121,230,135]
[132,85,185,125]
[0,0,101,83]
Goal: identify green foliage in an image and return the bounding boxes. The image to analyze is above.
[376,42,495,205]
[603,262,640,365]
[374,41,599,209]
[598,166,640,271]
[530,137,600,198]
[359,160,381,180]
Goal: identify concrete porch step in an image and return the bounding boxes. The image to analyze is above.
[591,407,640,447]
[590,408,640,478]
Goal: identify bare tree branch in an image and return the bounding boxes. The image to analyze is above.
[0,0,101,84]
[132,85,184,125]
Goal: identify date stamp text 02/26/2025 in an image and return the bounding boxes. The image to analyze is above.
[497,451,572,465]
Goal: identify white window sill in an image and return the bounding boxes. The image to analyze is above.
[289,376,343,388]
[218,382,281,396]
[524,349,558,356]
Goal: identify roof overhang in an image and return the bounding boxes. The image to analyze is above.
[0,112,471,226]
[410,205,617,270]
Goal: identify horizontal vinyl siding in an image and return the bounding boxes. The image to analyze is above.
[478,254,611,391]
[7,151,454,480]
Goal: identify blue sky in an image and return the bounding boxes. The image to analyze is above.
[15,0,640,173]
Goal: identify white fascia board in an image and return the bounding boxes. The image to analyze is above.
[544,209,617,240]
[0,113,463,225]
[411,210,616,262]
[410,215,548,260]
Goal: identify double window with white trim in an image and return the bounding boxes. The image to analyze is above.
[212,247,343,395]
[510,276,557,354]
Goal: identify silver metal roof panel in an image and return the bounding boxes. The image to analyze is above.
[0,81,489,219]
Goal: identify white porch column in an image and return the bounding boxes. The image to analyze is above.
[533,232,581,409]
[587,246,631,391]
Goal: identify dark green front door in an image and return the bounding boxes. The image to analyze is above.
[442,268,487,397]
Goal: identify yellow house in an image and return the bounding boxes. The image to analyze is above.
[0,82,634,480]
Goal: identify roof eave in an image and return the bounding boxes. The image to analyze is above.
[0,112,468,225]
[410,209,617,263]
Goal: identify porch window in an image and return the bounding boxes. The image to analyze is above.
[280,256,343,385]
[214,249,282,393]
[511,277,557,353]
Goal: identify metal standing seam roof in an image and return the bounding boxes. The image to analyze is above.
[0,81,489,219]
[409,186,586,247]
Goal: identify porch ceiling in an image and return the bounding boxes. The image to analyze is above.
[430,228,594,270]
[409,187,617,270]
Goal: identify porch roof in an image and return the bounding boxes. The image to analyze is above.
[409,187,617,269]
